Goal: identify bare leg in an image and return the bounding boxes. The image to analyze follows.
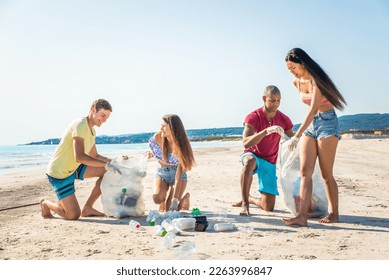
[283,136,317,227]
[153,177,170,211]
[41,194,81,220]
[317,136,339,223]
[238,155,256,216]
[163,186,174,212]
[178,192,190,210]
[81,167,106,217]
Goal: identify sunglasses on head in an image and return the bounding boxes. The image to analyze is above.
[285,52,300,62]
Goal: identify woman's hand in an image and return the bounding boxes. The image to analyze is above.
[169,198,179,211]
[288,136,300,151]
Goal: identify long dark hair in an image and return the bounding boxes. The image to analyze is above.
[285,48,347,110]
[162,114,195,171]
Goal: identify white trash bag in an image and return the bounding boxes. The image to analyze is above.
[100,153,148,218]
[278,134,328,217]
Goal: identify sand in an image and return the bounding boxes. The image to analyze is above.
[0,139,388,261]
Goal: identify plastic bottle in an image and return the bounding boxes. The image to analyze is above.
[214,223,234,232]
[162,231,176,248]
[161,219,179,233]
[146,210,161,225]
[162,210,181,220]
[120,188,127,205]
[172,218,196,231]
[129,219,141,229]
[149,217,162,226]
[153,225,167,237]
[174,242,196,259]
[236,226,254,233]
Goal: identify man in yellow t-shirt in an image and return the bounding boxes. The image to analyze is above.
[41,99,121,220]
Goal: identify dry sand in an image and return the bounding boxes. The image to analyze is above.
[0,139,388,261]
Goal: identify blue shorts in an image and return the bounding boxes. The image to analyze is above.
[47,164,87,201]
[304,109,341,140]
[156,164,187,186]
[241,152,279,196]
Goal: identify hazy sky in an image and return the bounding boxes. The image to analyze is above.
[1,0,388,145]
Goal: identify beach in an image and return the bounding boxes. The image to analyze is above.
[0,138,388,261]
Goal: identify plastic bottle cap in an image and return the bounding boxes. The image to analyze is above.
[122,188,127,193]
[149,221,156,226]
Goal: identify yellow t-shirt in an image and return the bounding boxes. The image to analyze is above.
[46,117,96,179]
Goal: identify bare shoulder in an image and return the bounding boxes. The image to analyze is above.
[154,131,163,144]
[292,78,299,88]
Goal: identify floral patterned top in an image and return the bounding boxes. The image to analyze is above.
[148,137,179,165]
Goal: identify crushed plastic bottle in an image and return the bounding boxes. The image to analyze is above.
[162,231,176,248]
[172,218,196,231]
[161,219,179,234]
[146,210,161,226]
[149,217,162,226]
[214,223,234,232]
[162,210,181,220]
[236,226,254,233]
[120,188,127,204]
[129,220,141,229]
[174,242,196,259]
[153,225,167,237]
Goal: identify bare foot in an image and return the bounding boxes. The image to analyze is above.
[81,207,105,217]
[282,215,308,227]
[159,201,167,212]
[232,201,242,207]
[318,213,339,223]
[233,196,261,208]
[239,204,250,216]
[40,199,53,219]
[179,193,190,210]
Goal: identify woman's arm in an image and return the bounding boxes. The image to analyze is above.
[169,164,184,210]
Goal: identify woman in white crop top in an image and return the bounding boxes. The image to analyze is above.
[283,48,347,227]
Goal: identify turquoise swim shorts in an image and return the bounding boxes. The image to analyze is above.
[241,152,279,196]
[47,164,87,201]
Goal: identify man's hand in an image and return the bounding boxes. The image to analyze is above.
[266,125,284,135]
[288,136,300,151]
[105,162,122,175]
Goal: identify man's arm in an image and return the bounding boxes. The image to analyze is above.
[284,129,294,138]
[73,137,108,167]
[242,123,267,149]
[88,144,112,163]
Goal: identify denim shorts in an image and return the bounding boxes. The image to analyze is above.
[304,109,341,140]
[241,152,278,196]
[156,164,187,186]
[46,164,87,201]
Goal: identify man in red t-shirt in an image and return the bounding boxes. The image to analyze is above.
[232,85,294,216]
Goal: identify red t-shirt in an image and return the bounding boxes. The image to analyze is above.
[244,107,293,164]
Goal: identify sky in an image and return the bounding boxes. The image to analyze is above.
[0,0,388,145]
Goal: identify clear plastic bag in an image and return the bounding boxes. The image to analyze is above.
[100,153,148,218]
[278,136,328,217]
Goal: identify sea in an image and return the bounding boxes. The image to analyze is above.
[0,141,241,176]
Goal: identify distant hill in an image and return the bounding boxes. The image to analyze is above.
[25,113,389,145]
[293,113,389,132]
